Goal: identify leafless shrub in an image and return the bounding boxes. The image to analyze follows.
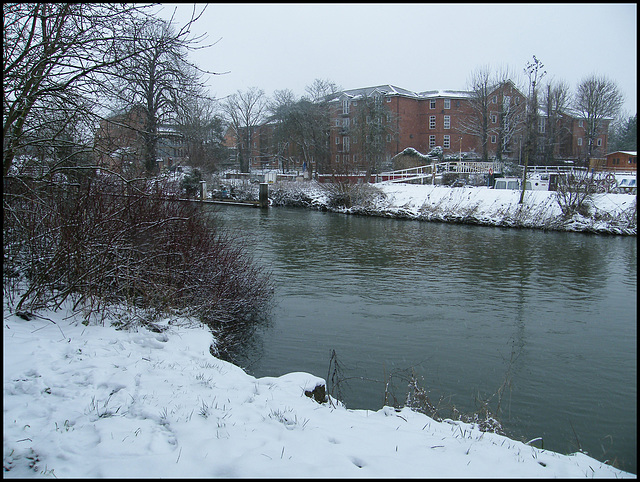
[554,171,599,217]
[322,182,386,210]
[3,173,273,351]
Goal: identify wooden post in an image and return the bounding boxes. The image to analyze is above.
[259,183,269,208]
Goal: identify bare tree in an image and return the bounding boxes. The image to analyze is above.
[3,4,219,177]
[350,92,398,178]
[520,55,546,204]
[459,66,493,162]
[305,78,341,103]
[573,74,624,161]
[491,67,526,163]
[540,79,570,165]
[106,13,217,174]
[222,87,267,173]
[174,90,228,173]
[268,80,339,178]
[3,3,153,177]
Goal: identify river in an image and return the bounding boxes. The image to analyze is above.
[210,204,637,474]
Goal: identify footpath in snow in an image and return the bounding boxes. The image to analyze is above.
[3,300,635,478]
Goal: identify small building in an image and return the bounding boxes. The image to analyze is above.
[604,151,637,173]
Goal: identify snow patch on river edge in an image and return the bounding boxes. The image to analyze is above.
[266,181,637,236]
[3,298,635,478]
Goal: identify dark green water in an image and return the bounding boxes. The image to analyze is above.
[211,204,637,474]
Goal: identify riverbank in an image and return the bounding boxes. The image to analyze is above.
[263,180,637,235]
[3,297,635,478]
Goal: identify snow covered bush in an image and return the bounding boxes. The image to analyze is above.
[269,181,324,207]
[554,172,599,217]
[3,173,273,355]
[322,181,386,210]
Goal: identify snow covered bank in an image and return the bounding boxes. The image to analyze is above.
[267,181,637,236]
[3,301,635,478]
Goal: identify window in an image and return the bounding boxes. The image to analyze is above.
[577,138,583,146]
[444,115,450,129]
[429,135,436,148]
[342,99,349,115]
[386,134,392,142]
[444,99,451,109]
[343,137,350,151]
[342,117,349,127]
[538,118,545,133]
[335,119,340,126]
[491,135,497,143]
[597,138,602,147]
[430,99,436,109]
[492,95,497,104]
[386,97,392,103]
[429,116,436,129]
[578,120,584,128]
[491,114,497,124]
[335,137,340,145]
[443,135,450,149]
[503,95,511,106]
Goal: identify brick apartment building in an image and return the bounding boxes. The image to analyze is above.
[327,84,529,173]
[224,82,609,176]
[326,84,610,174]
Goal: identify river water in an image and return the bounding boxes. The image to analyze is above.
[210,204,637,474]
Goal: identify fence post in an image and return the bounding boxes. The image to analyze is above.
[259,183,269,208]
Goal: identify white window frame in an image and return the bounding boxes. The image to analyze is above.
[429,116,436,129]
[444,115,450,129]
[343,136,350,152]
[443,135,450,149]
[429,135,436,148]
[491,135,497,144]
[430,99,436,109]
[335,136,340,145]
[578,120,584,128]
[342,99,349,115]
[491,114,498,123]
[577,138,583,146]
[597,138,602,147]
[444,99,451,109]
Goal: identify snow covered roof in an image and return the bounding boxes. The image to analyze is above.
[606,150,637,156]
[334,85,421,101]
[332,85,477,103]
[417,89,472,99]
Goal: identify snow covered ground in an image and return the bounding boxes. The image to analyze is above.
[267,180,637,235]
[3,299,635,478]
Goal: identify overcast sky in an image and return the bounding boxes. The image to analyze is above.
[154,3,637,117]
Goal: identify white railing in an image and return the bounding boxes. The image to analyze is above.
[377,161,502,183]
